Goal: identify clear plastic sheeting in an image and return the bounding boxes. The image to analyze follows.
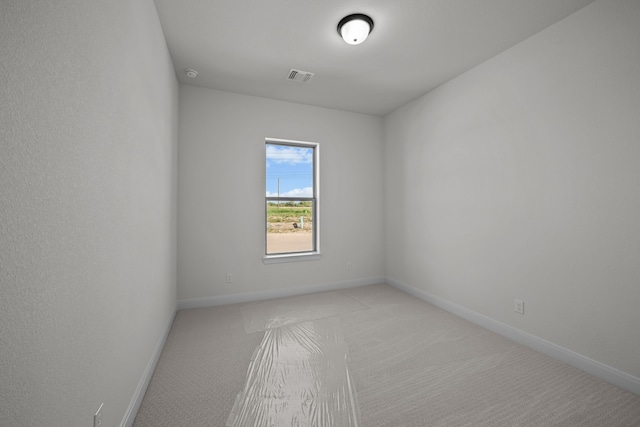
[226,317,361,427]
[240,291,368,333]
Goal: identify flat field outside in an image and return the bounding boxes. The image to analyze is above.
[266,203,313,253]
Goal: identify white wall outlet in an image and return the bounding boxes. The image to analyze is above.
[226,273,233,283]
[94,403,103,427]
[346,262,352,271]
[514,299,524,315]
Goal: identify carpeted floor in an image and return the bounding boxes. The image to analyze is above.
[133,284,640,426]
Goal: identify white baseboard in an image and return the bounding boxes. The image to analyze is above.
[177,276,385,310]
[120,307,177,427]
[386,277,640,397]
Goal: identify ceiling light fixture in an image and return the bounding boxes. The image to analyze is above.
[184,68,198,78]
[337,13,374,45]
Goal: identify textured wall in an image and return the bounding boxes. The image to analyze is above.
[0,1,178,426]
[177,86,384,301]
[384,0,640,378]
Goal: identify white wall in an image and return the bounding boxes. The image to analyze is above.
[384,0,640,378]
[178,86,384,301]
[0,1,178,426]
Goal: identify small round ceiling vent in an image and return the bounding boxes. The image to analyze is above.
[184,68,198,78]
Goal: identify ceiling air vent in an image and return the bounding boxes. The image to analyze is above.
[287,69,314,83]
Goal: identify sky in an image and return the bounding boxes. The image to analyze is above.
[266,144,313,198]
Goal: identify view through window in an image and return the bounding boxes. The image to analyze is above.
[265,139,318,256]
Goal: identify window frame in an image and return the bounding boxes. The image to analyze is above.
[263,138,321,264]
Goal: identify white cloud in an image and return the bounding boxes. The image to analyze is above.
[266,187,313,198]
[266,145,312,165]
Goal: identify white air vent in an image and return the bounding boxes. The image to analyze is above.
[287,69,314,83]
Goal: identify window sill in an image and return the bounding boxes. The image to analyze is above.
[263,252,322,264]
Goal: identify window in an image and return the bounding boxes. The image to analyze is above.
[264,138,320,262]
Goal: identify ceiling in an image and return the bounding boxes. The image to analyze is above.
[154,0,596,116]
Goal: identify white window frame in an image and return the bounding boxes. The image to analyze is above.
[263,138,321,264]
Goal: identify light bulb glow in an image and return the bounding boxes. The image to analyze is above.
[340,19,370,45]
[337,14,374,45]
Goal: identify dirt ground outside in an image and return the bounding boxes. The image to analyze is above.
[266,203,314,253]
[267,229,313,253]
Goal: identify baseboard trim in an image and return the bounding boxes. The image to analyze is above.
[386,277,640,397]
[177,276,385,310]
[120,306,177,427]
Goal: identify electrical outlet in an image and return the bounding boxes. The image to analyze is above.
[226,273,233,283]
[94,403,103,427]
[514,299,524,315]
[346,262,352,271]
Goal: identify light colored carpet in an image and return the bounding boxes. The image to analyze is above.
[226,316,360,426]
[133,284,640,426]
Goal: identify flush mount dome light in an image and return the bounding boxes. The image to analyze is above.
[337,13,374,45]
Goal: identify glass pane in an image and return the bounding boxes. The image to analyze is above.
[266,144,313,199]
[266,200,314,254]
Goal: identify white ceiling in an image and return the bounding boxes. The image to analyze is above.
[154,0,596,116]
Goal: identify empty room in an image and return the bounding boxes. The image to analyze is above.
[2,0,639,426]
